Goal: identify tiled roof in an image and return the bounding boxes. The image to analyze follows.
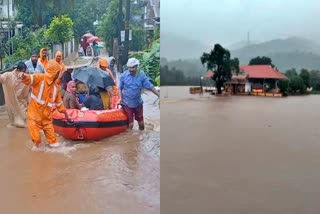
[240,65,288,79]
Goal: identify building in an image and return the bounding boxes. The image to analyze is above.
[225,65,288,96]
[0,0,23,54]
[143,0,160,31]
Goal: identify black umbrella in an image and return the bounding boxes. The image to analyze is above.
[73,66,115,88]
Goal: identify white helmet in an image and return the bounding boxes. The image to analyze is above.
[127,58,140,67]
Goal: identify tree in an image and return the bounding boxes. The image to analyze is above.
[299,68,310,88]
[285,68,298,79]
[44,15,74,54]
[249,56,275,68]
[70,0,110,39]
[309,70,320,91]
[129,39,160,86]
[230,57,240,75]
[3,28,46,66]
[278,79,289,95]
[129,26,146,51]
[15,0,75,27]
[97,0,120,54]
[200,44,233,94]
[289,76,306,94]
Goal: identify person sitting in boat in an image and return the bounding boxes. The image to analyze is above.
[118,58,160,130]
[83,94,104,110]
[63,81,82,109]
[82,86,104,110]
[97,58,120,109]
[75,80,89,104]
[60,68,73,97]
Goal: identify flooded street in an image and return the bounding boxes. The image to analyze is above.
[161,86,320,214]
[0,91,159,214]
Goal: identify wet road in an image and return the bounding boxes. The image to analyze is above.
[0,91,159,214]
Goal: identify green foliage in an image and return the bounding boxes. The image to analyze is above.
[129,26,146,51]
[44,15,74,44]
[283,68,320,95]
[278,79,289,95]
[70,0,109,39]
[153,26,160,40]
[285,68,298,79]
[161,65,213,86]
[288,76,306,94]
[299,68,310,87]
[97,0,120,52]
[129,40,160,86]
[3,28,47,67]
[200,44,236,94]
[15,0,75,27]
[249,56,275,68]
[309,70,320,91]
[230,57,240,75]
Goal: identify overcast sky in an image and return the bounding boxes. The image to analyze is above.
[161,0,320,46]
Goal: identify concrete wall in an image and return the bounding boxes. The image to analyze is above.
[49,38,76,60]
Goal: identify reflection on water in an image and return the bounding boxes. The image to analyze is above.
[161,86,320,214]
[0,91,159,214]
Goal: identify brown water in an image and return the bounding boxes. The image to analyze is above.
[0,92,159,214]
[161,86,320,214]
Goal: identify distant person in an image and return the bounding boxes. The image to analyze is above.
[63,81,82,109]
[108,56,117,79]
[118,58,160,130]
[0,62,29,128]
[86,46,94,57]
[25,49,45,74]
[18,60,72,148]
[93,40,98,57]
[38,48,49,69]
[80,37,89,56]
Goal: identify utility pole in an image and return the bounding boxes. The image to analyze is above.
[7,0,10,55]
[118,0,124,73]
[123,0,130,67]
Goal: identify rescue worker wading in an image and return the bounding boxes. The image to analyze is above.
[18,60,72,148]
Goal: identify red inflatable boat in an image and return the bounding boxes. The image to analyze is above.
[52,109,128,141]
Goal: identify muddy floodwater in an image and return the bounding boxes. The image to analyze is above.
[0,91,159,214]
[161,86,320,214]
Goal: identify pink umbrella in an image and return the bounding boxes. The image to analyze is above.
[82,33,94,38]
[86,36,102,43]
[203,71,214,78]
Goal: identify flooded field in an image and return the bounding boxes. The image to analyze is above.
[161,86,320,214]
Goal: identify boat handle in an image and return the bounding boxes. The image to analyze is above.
[77,128,84,140]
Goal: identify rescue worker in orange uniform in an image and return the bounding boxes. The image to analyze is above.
[55,51,66,85]
[18,60,72,148]
[38,48,49,69]
[97,58,119,109]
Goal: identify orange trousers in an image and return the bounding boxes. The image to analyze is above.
[27,120,57,145]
